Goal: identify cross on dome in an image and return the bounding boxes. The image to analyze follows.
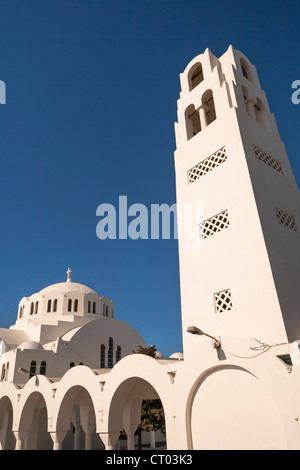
[66,267,72,283]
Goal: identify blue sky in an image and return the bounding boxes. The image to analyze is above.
[0,0,299,357]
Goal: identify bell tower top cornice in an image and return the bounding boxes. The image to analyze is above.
[174,45,279,150]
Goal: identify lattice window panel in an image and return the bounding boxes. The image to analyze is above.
[188,146,227,184]
[199,209,230,239]
[214,289,232,314]
[254,146,284,174]
[275,207,298,232]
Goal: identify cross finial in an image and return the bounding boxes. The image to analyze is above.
[66,267,72,282]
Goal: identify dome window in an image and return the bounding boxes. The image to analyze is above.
[29,361,36,379]
[47,300,52,313]
[100,344,105,368]
[103,304,108,316]
[116,346,121,363]
[19,305,24,319]
[40,361,46,375]
[108,337,114,368]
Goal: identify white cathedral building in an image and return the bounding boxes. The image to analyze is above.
[0,45,300,450]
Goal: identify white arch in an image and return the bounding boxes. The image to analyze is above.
[99,354,176,449]
[51,366,102,430]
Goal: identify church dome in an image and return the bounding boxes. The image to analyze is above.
[37,266,98,296]
[155,351,165,358]
[38,281,98,296]
[169,352,184,360]
[16,268,114,323]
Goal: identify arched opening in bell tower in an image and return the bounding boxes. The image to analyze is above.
[240,57,252,82]
[185,104,201,140]
[188,63,204,91]
[202,89,216,126]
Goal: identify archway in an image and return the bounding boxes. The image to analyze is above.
[108,377,166,450]
[56,385,103,450]
[0,396,15,450]
[188,366,287,450]
[19,391,52,450]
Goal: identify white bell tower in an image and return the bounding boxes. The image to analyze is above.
[174,46,300,356]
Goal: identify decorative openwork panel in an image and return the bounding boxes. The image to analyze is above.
[275,207,298,232]
[214,289,232,314]
[199,209,230,239]
[253,146,284,174]
[188,146,227,184]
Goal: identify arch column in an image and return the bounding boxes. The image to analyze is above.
[150,430,156,449]
[123,424,136,450]
[98,431,119,450]
[198,105,208,129]
[73,422,81,450]
[14,430,29,450]
[82,423,94,450]
[50,430,68,450]
[246,98,256,119]
[123,399,141,450]
[79,403,95,450]
[71,406,81,450]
